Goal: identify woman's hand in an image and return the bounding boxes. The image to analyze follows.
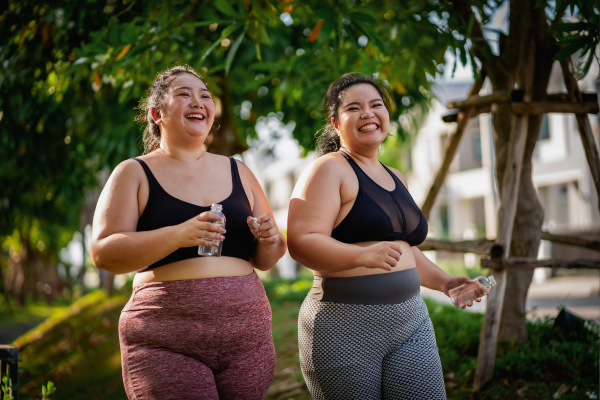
[175,211,226,248]
[442,276,485,309]
[358,242,402,271]
[247,213,280,245]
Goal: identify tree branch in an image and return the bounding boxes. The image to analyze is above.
[450,0,498,74]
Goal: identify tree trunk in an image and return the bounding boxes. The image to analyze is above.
[495,6,556,343]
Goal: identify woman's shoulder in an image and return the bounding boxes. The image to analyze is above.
[382,163,408,188]
[112,157,145,178]
[306,152,351,176]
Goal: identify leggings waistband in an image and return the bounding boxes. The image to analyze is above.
[125,271,265,310]
[308,268,421,305]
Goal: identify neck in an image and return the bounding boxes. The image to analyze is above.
[158,139,205,162]
[339,144,379,165]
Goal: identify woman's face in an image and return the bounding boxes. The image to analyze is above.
[155,73,215,144]
[334,83,390,151]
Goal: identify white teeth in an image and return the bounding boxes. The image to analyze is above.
[185,114,205,120]
[359,124,378,131]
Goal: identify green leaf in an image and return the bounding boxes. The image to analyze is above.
[553,41,585,61]
[201,24,242,62]
[112,44,154,72]
[352,20,387,53]
[120,27,138,44]
[225,28,246,75]
[214,0,239,18]
[257,24,271,45]
[183,20,229,28]
[64,57,90,76]
[553,21,589,33]
[348,12,378,26]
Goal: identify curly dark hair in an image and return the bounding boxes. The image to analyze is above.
[315,72,394,156]
[135,65,210,154]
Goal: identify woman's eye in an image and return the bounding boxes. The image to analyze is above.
[179,93,189,97]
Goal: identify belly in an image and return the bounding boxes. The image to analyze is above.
[317,240,416,278]
[132,256,255,287]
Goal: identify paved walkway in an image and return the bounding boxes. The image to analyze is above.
[421,275,600,320]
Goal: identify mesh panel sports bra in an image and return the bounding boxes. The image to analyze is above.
[134,157,256,271]
[330,151,428,246]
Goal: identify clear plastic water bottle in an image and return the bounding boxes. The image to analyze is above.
[198,203,226,257]
[449,275,497,308]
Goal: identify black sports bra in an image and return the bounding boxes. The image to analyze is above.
[135,157,256,271]
[331,152,428,246]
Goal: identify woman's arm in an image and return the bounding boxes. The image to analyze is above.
[388,165,482,308]
[236,161,287,271]
[90,160,225,274]
[413,247,482,308]
[288,156,400,273]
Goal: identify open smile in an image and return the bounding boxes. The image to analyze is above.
[185,113,206,121]
[358,123,379,132]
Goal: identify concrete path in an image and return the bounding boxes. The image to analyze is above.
[421,274,600,320]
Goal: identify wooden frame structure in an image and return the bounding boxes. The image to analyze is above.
[416,55,600,390]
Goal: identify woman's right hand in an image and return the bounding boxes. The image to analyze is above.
[174,211,226,248]
[359,242,402,271]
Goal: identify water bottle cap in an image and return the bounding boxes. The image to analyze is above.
[488,276,497,286]
[211,203,223,212]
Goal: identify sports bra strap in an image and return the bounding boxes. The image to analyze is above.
[134,158,161,193]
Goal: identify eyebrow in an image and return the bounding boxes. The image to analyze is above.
[173,86,210,93]
[343,98,382,109]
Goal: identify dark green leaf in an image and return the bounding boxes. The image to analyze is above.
[352,20,387,53]
[553,42,584,61]
[225,28,246,75]
[348,12,378,26]
[214,0,239,18]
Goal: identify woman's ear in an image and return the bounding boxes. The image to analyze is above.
[150,108,163,126]
[331,117,339,133]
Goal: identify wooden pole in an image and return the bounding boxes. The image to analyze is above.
[421,73,486,220]
[560,59,600,212]
[473,37,535,391]
[417,238,502,257]
[541,231,600,251]
[511,101,599,115]
[442,92,598,123]
[482,257,600,269]
[447,90,510,109]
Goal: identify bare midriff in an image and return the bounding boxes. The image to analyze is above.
[316,240,416,278]
[132,257,255,287]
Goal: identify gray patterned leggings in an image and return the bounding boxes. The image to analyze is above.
[298,294,447,400]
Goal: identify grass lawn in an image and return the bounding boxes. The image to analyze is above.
[7,278,599,400]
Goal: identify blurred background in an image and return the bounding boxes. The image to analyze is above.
[1,0,599,399]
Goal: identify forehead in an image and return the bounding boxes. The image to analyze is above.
[341,83,381,103]
[170,73,208,91]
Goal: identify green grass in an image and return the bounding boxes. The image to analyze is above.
[9,278,599,400]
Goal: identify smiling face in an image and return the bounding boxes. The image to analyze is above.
[153,73,216,146]
[334,83,390,152]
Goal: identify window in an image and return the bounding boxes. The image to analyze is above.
[538,114,550,140]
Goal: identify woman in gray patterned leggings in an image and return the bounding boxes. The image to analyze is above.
[288,73,483,400]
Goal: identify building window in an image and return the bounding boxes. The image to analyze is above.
[538,114,550,140]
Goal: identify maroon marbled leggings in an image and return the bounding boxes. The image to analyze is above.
[118,271,275,400]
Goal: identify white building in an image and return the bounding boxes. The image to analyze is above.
[408,61,600,271]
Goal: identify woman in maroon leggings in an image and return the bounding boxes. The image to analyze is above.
[90,65,287,400]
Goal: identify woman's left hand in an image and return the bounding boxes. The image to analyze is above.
[442,276,483,309]
[247,213,280,246]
